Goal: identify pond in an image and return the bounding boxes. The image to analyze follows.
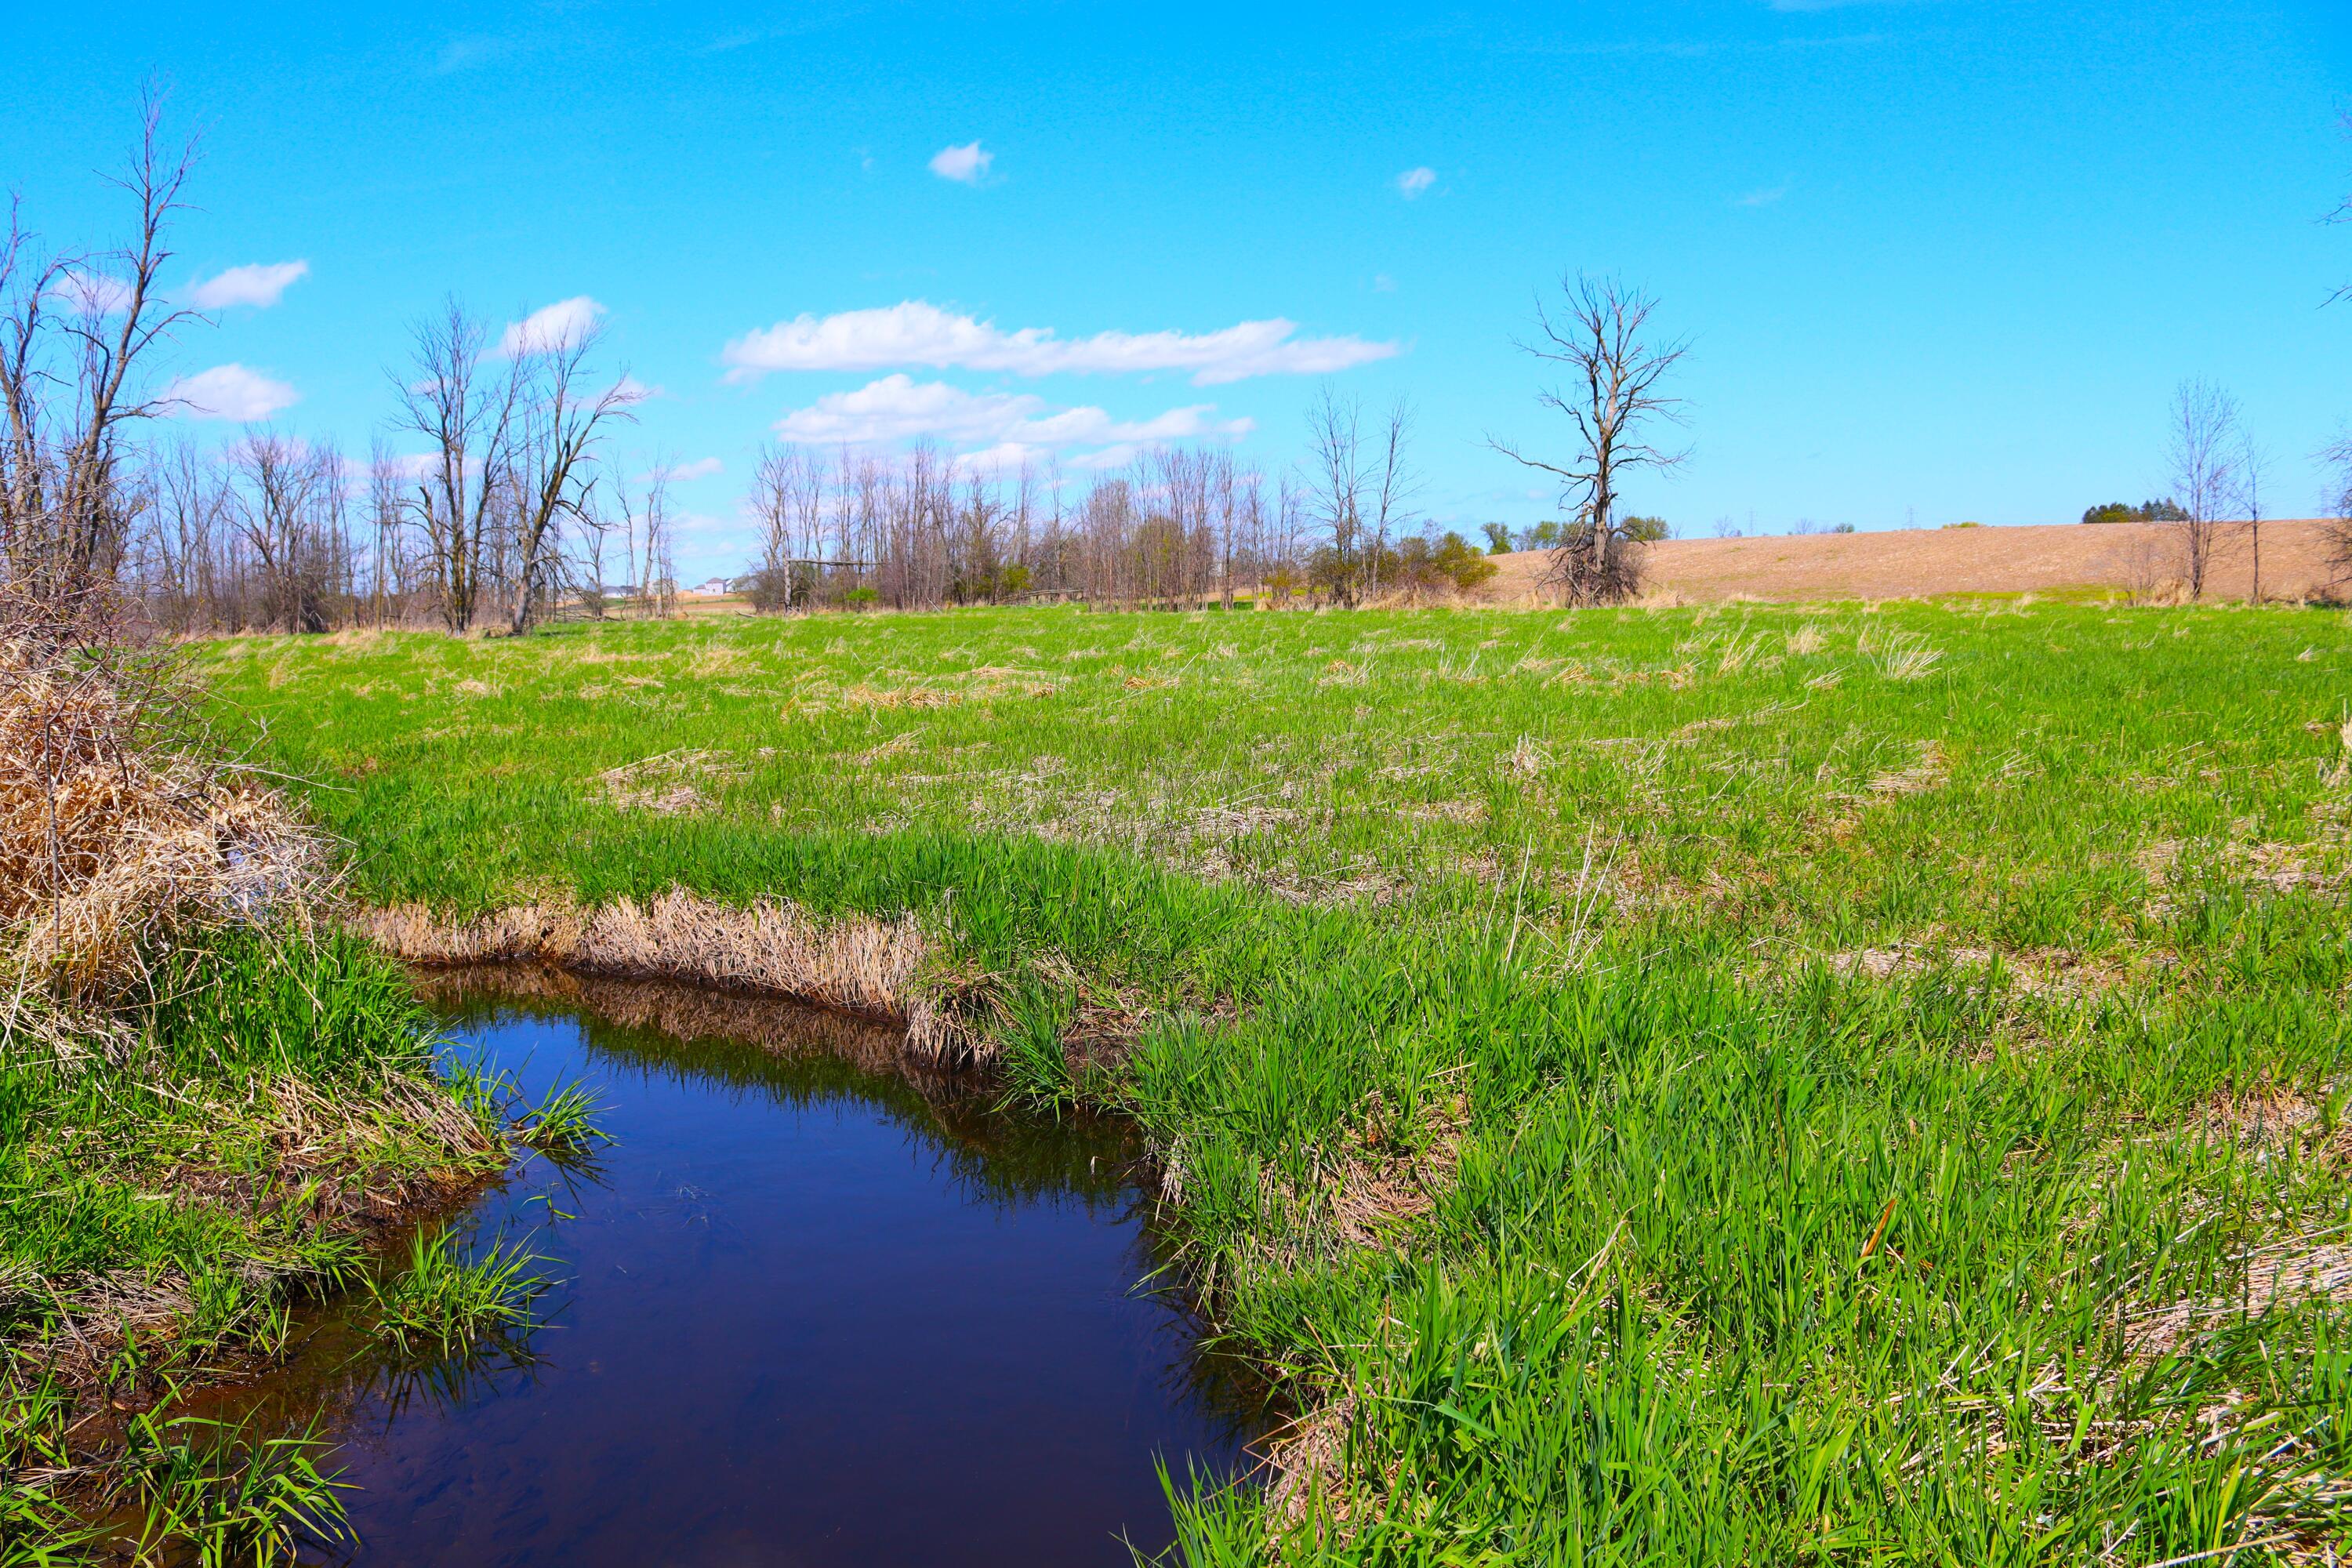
[206,969,1258,1566]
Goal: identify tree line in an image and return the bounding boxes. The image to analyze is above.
[1,101,1803,633]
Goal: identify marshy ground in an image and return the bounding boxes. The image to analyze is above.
[198,597,2352,1563]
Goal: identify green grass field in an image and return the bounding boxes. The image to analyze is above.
[205,600,2352,1563]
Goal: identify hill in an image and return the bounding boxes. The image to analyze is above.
[1486,518,2340,602]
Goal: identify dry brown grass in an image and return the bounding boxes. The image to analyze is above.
[0,597,318,1000]
[360,887,985,1062]
[596,748,746,815]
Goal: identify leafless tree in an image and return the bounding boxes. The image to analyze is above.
[2164,378,2241,601]
[1367,397,1421,601]
[637,462,677,617]
[390,300,524,632]
[1,87,203,607]
[568,484,618,619]
[2322,430,2352,597]
[229,430,344,631]
[2236,434,2271,604]
[503,321,637,634]
[1304,385,1366,604]
[364,440,411,624]
[1489,274,1690,604]
[746,444,803,611]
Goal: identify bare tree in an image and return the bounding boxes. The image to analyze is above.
[2164,378,2241,602]
[390,300,524,632]
[746,444,800,611]
[2236,434,2271,604]
[638,462,677,617]
[1488,274,1690,604]
[2323,430,2352,597]
[1367,397,1421,601]
[1,88,203,606]
[504,320,637,634]
[229,430,342,631]
[1304,385,1365,604]
[568,483,618,619]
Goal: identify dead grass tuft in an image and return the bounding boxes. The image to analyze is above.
[2125,1231,2352,1356]
[596,748,747,815]
[1867,740,1947,797]
[0,602,321,1000]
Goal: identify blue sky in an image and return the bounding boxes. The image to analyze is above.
[9,1,2351,577]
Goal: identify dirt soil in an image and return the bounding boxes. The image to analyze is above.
[1484,519,2341,603]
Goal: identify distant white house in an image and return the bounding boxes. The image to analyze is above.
[692,577,731,596]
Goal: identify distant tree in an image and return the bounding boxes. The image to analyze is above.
[1517,519,1563,552]
[1488,274,1689,604]
[2237,437,2270,604]
[1432,531,1497,592]
[2082,499,2189,524]
[1480,521,1513,555]
[2165,379,2242,601]
[1621,514,1670,543]
[1831,522,1856,535]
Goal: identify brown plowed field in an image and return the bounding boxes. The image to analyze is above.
[1484,519,2342,603]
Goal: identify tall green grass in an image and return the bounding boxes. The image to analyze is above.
[0,923,512,1562]
[205,601,2352,1561]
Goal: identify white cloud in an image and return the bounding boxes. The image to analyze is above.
[499,296,605,354]
[1396,166,1437,198]
[771,374,1250,454]
[190,260,310,310]
[164,364,299,422]
[1733,183,1788,208]
[928,140,993,183]
[648,456,724,482]
[50,270,136,315]
[723,300,1397,387]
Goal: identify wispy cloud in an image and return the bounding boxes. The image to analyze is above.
[723,300,1398,387]
[435,34,516,72]
[499,296,605,355]
[1395,166,1437,199]
[1734,183,1788,208]
[164,364,299,421]
[190,260,310,310]
[928,141,993,184]
[771,374,1250,456]
[648,456,724,483]
[49,270,135,315]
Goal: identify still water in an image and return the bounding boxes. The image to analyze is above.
[222,971,1254,1566]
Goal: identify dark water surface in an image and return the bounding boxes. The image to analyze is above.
[223,975,1254,1566]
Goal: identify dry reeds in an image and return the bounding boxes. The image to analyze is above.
[361,887,983,1062]
[0,590,318,1002]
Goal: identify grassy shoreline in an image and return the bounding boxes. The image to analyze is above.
[0,924,520,1558]
[204,600,2352,1562]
